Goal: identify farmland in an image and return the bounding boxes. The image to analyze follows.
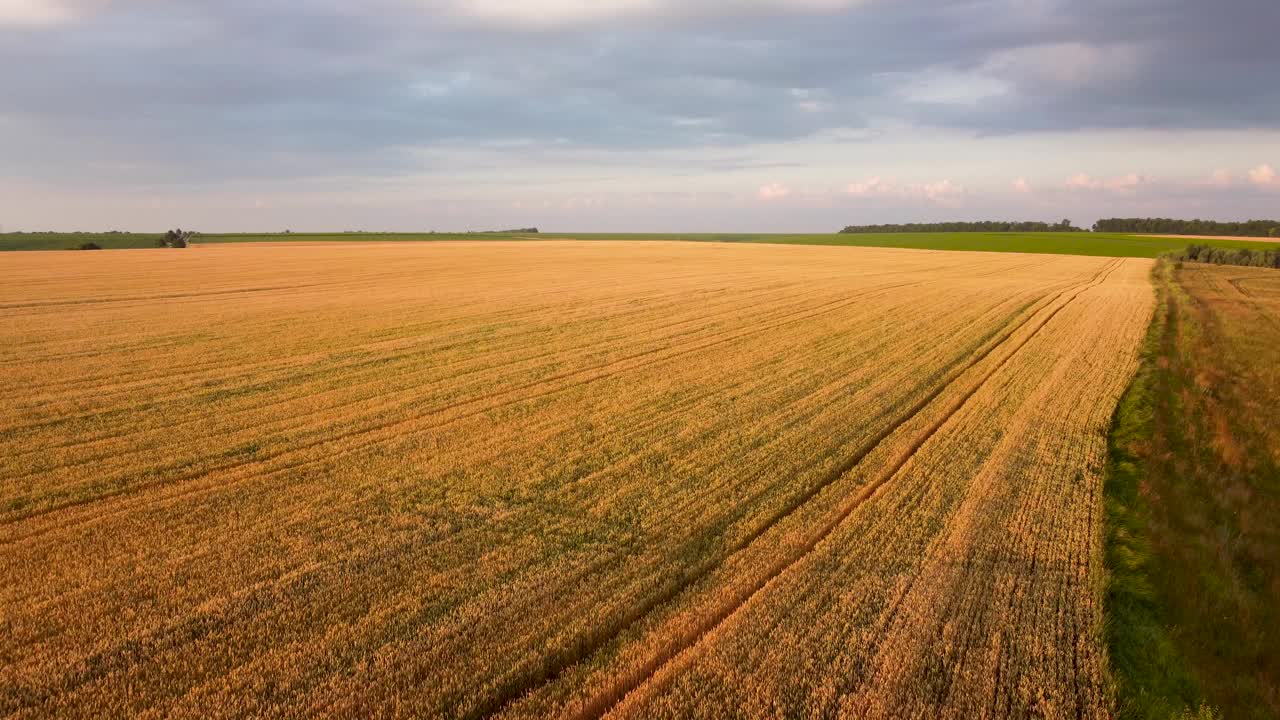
[1,241,1153,717]
[5,230,1280,257]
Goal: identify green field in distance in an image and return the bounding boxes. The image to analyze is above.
[3,230,1276,258]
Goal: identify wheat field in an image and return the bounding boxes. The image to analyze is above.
[0,241,1152,718]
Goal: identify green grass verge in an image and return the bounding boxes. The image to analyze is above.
[4,230,1278,257]
[1103,255,1280,720]
[1103,259,1205,719]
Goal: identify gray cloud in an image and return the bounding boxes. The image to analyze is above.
[1,0,1277,187]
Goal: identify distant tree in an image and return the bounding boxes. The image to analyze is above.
[1094,218,1280,237]
[839,220,1083,234]
[159,228,195,248]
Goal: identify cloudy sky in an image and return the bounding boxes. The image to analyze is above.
[2,0,1278,232]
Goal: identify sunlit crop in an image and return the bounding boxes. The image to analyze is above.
[0,241,1152,718]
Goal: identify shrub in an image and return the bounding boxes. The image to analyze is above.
[1177,244,1280,269]
[159,229,195,248]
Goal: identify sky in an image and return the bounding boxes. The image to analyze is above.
[1,0,1278,233]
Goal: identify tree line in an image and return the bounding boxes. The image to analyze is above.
[1176,243,1280,269]
[1093,218,1280,237]
[838,220,1081,234]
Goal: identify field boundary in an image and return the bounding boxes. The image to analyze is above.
[1101,259,1203,718]
[1103,256,1280,719]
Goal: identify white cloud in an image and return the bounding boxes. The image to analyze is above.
[844,176,965,206]
[451,0,861,28]
[918,179,963,201]
[1064,173,1095,189]
[1248,164,1277,186]
[671,116,715,127]
[1208,169,1233,187]
[1066,172,1150,192]
[894,42,1142,110]
[0,0,77,26]
[845,176,893,197]
[895,68,1010,106]
[757,182,791,200]
[983,42,1145,91]
[787,87,830,113]
[1109,173,1151,191]
[1011,177,1031,193]
[455,0,656,26]
[915,179,965,207]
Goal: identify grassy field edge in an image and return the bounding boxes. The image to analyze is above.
[1102,259,1211,719]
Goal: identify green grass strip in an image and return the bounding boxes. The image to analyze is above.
[1103,259,1216,720]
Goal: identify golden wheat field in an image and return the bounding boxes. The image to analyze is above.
[0,241,1153,718]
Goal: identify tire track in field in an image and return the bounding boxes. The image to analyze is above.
[1227,276,1256,298]
[0,255,1021,400]
[466,259,1122,720]
[2,282,820,477]
[576,258,1124,720]
[1,323,882,715]
[1223,273,1280,331]
[0,273,770,405]
[629,285,1049,543]
[1,283,836,498]
[0,274,938,540]
[0,280,801,432]
[0,283,342,310]
[6,268,860,418]
[837,326,1112,717]
[0,265,745,375]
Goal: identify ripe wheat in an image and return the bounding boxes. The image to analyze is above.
[0,241,1152,718]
